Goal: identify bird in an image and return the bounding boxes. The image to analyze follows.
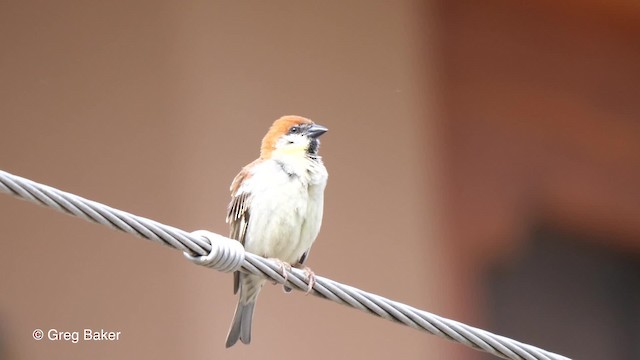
[225,115,329,348]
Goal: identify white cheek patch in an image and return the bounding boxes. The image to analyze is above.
[277,135,309,152]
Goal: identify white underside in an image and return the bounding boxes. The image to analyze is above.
[237,156,327,264]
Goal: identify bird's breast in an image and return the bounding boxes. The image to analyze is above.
[242,159,327,263]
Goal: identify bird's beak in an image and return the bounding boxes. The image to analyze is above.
[307,124,328,139]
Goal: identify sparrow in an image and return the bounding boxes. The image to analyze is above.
[225,115,329,348]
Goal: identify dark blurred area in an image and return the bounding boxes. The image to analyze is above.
[1,1,639,359]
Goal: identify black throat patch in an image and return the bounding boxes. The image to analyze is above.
[307,138,320,155]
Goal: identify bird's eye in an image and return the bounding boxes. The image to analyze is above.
[289,126,300,134]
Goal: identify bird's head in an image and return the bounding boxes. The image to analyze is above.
[260,115,328,159]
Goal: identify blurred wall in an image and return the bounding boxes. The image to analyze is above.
[440,1,640,359]
[0,1,454,360]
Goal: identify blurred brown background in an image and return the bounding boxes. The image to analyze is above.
[1,1,639,359]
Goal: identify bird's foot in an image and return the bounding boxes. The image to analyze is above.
[300,266,316,295]
[268,258,293,292]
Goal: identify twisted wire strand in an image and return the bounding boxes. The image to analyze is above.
[0,169,571,360]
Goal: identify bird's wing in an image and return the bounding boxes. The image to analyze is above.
[227,160,260,294]
[227,191,250,243]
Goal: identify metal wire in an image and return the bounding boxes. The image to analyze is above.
[0,169,571,360]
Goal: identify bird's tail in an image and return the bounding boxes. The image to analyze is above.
[225,300,256,348]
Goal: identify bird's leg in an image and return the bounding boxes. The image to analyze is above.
[295,265,316,295]
[279,261,294,293]
[303,267,316,294]
[268,258,292,292]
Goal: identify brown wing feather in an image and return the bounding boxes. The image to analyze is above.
[227,160,262,294]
